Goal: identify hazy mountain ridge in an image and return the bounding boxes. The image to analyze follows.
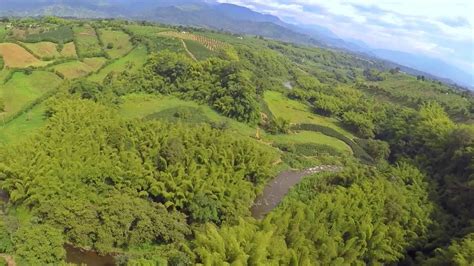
[0,0,471,89]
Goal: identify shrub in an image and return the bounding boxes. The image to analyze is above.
[355,138,390,161]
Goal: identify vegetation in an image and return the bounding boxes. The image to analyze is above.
[73,25,104,58]
[0,18,472,265]
[99,29,133,59]
[24,25,74,43]
[0,43,49,68]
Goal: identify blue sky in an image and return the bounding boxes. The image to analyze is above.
[217,0,474,75]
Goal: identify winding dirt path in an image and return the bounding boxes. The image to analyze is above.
[181,39,197,61]
[251,165,342,219]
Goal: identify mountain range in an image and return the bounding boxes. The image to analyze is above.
[0,0,472,89]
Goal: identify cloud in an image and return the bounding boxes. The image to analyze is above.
[217,0,474,75]
[439,16,471,28]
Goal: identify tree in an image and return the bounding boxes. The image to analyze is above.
[13,224,66,265]
[342,111,375,138]
[424,233,474,265]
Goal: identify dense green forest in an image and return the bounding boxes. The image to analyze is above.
[0,18,473,265]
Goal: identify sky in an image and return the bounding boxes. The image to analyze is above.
[216,0,474,76]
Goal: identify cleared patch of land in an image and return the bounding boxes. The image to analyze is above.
[52,57,106,79]
[0,43,50,68]
[264,91,353,138]
[0,71,62,117]
[88,46,148,83]
[99,29,133,58]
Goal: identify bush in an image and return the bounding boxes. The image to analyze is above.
[13,224,66,265]
[341,111,375,138]
[355,138,390,161]
[294,143,343,157]
[265,117,290,134]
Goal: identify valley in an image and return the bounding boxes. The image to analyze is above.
[0,16,472,266]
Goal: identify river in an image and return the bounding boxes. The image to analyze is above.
[65,245,116,266]
[1,166,339,265]
[251,165,341,219]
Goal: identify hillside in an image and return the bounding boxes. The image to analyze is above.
[0,18,473,266]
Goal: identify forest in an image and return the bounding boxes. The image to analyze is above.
[0,17,473,265]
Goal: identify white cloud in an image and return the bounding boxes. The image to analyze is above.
[217,0,474,75]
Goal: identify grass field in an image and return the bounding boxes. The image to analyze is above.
[120,94,258,137]
[0,102,47,144]
[0,69,10,82]
[0,25,7,42]
[0,43,50,68]
[88,46,148,83]
[83,57,107,70]
[183,39,215,60]
[20,41,60,59]
[268,131,352,154]
[73,25,103,58]
[0,71,62,116]
[365,74,470,116]
[264,91,354,138]
[99,29,133,58]
[60,42,77,58]
[52,57,106,79]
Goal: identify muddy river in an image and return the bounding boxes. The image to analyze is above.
[251,165,341,219]
[65,245,116,266]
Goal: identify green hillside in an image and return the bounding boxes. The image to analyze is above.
[0,17,472,266]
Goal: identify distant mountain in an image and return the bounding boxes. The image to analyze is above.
[373,49,473,88]
[0,0,471,88]
[141,4,325,46]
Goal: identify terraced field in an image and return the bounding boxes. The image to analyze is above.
[99,29,133,58]
[0,43,50,68]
